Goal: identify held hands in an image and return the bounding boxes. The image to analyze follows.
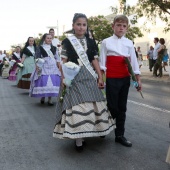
[97,77,105,89]
[61,76,66,88]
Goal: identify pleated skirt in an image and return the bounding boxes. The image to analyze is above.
[53,66,115,139]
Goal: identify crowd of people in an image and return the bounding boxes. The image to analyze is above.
[134,37,169,78]
[148,37,169,77]
[0,14,143,152]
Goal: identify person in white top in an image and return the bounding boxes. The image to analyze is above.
[0,50,3,60]
[49,28,61,55]
[153,37,161,67]
[100,14,141,147]
[49,28,60,47]
[137,46,143,68]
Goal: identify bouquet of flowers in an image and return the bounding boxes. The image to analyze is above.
[125,57,144,98]
[10,60,16,67]
[35,58,45,76]
[60,61,81,102]
[17,63,24,68]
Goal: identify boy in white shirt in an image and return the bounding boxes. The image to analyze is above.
[100,15,142,147]
[49,28,60,47]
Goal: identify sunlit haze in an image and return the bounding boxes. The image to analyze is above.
[0,0,137,50]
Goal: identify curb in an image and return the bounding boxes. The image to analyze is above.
[141,75,170,84]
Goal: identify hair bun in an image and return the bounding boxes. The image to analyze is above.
[73,13,87,23]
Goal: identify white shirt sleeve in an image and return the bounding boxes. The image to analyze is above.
[99,40,107,71]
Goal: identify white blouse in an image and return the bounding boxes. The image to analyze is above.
[99,34,140,75]
[42,44,54,58]
[14,52,21,59]
[27,46,35,56]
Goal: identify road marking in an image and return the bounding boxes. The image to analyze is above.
[128,100,170,113]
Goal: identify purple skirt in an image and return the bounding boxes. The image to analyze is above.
[8,70,17,81]
[8,60,20,81]
[29,74,61,97]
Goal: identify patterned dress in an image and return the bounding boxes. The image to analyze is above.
[17,46,36,89]
[29,44,61,97]
[8,52,21,81]
[1,57,10,78]
[53,37,115,139]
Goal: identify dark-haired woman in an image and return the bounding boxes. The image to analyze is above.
[53,13,115,151]
[29,33,61,105]
[8,46,21,81]
[17,37,36,89]
[153,38,166,77]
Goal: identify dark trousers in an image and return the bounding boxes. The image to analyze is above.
[149,59,153,71]
[152,60,156,68]
[0,64,3,76]
[106,77,130,137]
[153,62,162,77]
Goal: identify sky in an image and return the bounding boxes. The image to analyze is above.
[0,0,137,51]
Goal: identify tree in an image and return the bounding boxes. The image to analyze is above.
[134,0,170,32]
[10,44,24,51]
[88,15,113,44]
[59,33,67,42]
[34,33,43,46]
[88,13,143,44]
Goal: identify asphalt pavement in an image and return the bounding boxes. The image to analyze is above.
[140,64,170,84]
[0,68,170,170]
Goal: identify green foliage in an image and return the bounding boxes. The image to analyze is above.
[34,33,43,46]
[126,27,143,40]
[88,14,143,43]
[10,44,24,50]
[135,0,170,32]
[59,33,67,42]
[88,15,113,44]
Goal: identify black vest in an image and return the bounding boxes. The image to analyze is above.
[61,37,98,64]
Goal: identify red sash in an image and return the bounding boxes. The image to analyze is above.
[106,56,130,78]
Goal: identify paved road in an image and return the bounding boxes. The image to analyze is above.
[0,78,170,170]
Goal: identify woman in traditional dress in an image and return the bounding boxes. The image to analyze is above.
[1,53,10,78]
[29,33,61,105]
[53,13,115,151]
[8,46,21,81]
[17,37,36,89]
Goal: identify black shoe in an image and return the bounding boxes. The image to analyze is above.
[82,140,86,146]
[100,136,106,138]
[115,136,132,147]
[40,99,45,104]
[75,145,83,152]
[75,140,86,152]
[48,102,54,106]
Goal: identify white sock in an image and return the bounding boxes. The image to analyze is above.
[76,138,83,147]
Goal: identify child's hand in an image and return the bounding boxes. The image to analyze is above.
[61,77,66,88]
[136,80,142,91]
[36,65,40,72]
[98,78,104,89]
